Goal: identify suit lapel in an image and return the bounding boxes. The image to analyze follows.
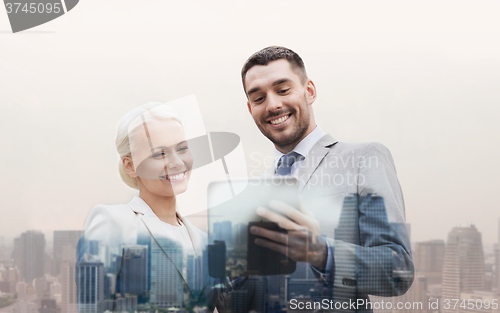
[297,134,338,192]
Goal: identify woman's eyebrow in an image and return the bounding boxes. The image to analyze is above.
[152,141,187,150]
[152,146,169,151]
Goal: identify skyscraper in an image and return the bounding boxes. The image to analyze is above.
[497,218,500,290]
[117,245,148,301]
[213,221,233,245]
[150,238,184,308]
[414,240,445,286]
[61,245,77,313]
[14,231,46,283]
[186,253,201,292]
[53,231,83,259]
[442,225,485,313]
[75,262,105,313]
[61,259,77,313]
[53,230,83,275]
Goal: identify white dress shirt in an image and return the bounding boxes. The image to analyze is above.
[273,125,326,175]
[162,219,196,259]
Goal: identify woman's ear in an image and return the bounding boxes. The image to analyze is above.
[123,157,138,178]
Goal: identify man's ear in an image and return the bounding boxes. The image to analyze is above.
[305,79,317,105]
[123,157,138,178]
[247,101,252,114]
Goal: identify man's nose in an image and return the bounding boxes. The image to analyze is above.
[266,94,282,112]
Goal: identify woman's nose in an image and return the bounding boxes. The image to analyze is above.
[166,152,184,170]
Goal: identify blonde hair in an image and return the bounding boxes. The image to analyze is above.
[115,102,183,189]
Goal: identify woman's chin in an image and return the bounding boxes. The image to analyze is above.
[170,181,189,196]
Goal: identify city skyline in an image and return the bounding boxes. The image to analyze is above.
[1,219,499,313]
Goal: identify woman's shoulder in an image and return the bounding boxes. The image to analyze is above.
[85,203,135,225]
[83,202,137,242]
[88,202,133,217]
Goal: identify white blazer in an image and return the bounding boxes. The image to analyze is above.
[78,196,213,309]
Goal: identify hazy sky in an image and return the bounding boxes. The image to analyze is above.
[1,1,499,245]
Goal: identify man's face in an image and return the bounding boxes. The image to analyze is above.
[245,59,316,153]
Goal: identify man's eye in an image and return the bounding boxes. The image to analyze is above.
[253,96,265,103]
[278,88,290,94]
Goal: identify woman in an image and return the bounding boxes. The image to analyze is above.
[76,102,219,312]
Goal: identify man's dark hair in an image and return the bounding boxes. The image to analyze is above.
[241,46,308,92]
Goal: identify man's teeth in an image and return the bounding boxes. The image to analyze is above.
[270,115,289,125]
[166,172,185,181]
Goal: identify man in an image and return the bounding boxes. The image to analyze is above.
[234,46,413,312]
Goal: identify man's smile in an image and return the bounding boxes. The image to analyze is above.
[267,113,292,128]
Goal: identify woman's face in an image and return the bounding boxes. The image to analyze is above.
[130,118,193,197]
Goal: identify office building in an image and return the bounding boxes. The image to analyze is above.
[186,253,201,292]
[61,260,77,313]
[442,225,485,313]
[414,239,446,286]
[14,231,46,283]
[213,221,233,246]
[75,262,105,313]
[53,230,83,275]
[150,238,183,308]
[117,245,148,300]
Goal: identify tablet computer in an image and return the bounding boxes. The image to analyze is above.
[207,177,300,277]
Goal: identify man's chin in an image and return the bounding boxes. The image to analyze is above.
[267,133,298,149]
[266,126,309,150]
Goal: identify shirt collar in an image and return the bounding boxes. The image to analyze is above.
[127,195,183,220]
[273,125,326,168]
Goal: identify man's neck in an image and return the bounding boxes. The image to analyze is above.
[274,126,317,154]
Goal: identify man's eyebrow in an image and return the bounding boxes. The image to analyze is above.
[272,78,290,86]
[247,87,261,96]
[247,78,291,97]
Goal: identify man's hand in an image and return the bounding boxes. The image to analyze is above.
[249,200,328,271]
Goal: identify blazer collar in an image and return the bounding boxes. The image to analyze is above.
[127,195,156,216]
[297,134,338,192]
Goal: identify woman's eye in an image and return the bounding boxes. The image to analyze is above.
[152,152,165,158]
[178,147,188,153]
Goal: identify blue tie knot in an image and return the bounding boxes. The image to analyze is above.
[276,151,301,176]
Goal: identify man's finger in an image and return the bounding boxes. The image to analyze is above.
[256,206,302,230]
[254,238,288,256]
[268,200,309,225]
[250,226,288,244]
[268,200,319,234]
